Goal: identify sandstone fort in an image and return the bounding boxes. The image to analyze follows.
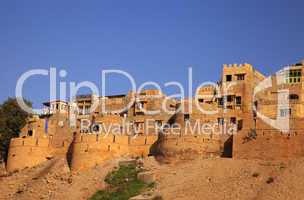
[6,61,304,172]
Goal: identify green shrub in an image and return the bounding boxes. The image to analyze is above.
[89,164,153,200]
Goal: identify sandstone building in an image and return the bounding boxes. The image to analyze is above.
[6,61,304,172]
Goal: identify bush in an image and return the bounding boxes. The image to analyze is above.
[90,164,154,200]
[0,98,31,162]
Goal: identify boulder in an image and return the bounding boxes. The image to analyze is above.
[129,192,162,200]
[119,159,137,167]
[137,171,155,184]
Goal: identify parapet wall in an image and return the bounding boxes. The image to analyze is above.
[161,135,222,157]
[233,128,304,160]
[70,134,158,171]
[6,137,54,172]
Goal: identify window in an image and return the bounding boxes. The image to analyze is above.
[226,75,232,82]
[198,99,204,103]
[297,70,302,76]
[286,69,301,83]
[184,114,190,122]
[227,105,233,109]
[78,106,83,115]
[230,117,236,124]
[85,106,90,114]
[155,120,163,127]
[289,78,293,83]
[218,98,223,106]
[236,74,245,80]
[236,96,242,105]
[28,130,33,136]
[289,69,302,77]
[56,104,59,110]
[92,124,100,132]
[227,95,234,102]
[237,120,243,131]
[137,102,144,109]
[280,108,291,117]
[218,118,224,125]
[289,94,299,100]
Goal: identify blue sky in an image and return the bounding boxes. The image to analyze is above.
[0,0,304,108]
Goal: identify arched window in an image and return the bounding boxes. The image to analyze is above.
[289,94,299,100]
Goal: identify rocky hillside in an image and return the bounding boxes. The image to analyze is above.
[1,156,304,200]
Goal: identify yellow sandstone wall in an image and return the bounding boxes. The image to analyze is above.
[233,119,304,160]
[6,137,54,172]
[161,135,222,157]
[70,134,158,171]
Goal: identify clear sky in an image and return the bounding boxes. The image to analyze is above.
[0,0,304,109]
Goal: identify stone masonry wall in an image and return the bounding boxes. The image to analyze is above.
[70,134,158,171]
[6,137,54,172]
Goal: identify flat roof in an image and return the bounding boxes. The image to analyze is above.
[106,94,126,98]
[43,100,68,106]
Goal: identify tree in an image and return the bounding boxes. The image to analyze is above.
[0,98,31,162]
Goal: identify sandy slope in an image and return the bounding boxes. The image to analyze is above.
[1,157,304,200]
[0,157,118,200]
[144,157,304,200]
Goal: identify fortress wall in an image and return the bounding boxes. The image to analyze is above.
[71,134,158,171]
[145,135,158,144]
[70,143,114,171]
[128,135,158,157]
[37,138,50,147]
[128,145,150,157]
[95,114,123,124]
[6,137,54,172]
[51,140,71,156]
[113,135,129,145]
[19,117,47,138]
[129,136,147,145]
[161,135,221,157]
[233,119,304,160]
[233,131,304,160]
